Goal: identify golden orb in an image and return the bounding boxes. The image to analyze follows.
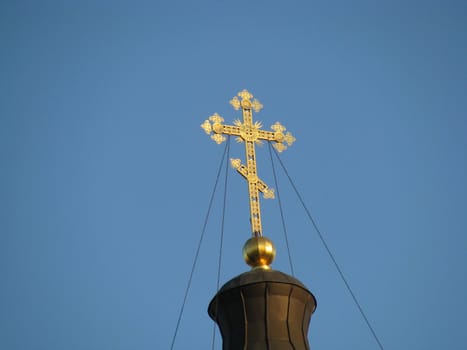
[243,236,276,269]
[241,99,252,109]
[274,131,285,143]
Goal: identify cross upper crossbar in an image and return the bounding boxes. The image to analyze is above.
[201,89,296,236]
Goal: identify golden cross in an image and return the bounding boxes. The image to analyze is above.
[201,89,296,237]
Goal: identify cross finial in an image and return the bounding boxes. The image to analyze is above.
[201,90,296,268]
[230,89,263,112]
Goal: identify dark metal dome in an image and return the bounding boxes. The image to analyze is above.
[208,269,317,350]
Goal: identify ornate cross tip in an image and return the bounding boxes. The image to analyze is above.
[200,120,212,134]
[230,89,264,113]
[211,134,226,144]
[284,132,296,146]
[238,89,253,101]
[209,113,224,124]
[251,99,263,113]
[230,97,241,110]
[263,187,275,199]
[230,158,241,169]
[270,122,296,152]
[200,113,227,144]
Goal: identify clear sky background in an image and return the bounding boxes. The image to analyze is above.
[1,1,467,349]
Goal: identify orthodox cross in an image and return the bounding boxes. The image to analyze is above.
[201,90,296,237]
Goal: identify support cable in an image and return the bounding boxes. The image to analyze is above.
[268,142,295,276]
[170,142,229,350]
[270,146,385,350]
[211,137,230,350]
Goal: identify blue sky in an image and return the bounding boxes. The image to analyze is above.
[1,1,467,349]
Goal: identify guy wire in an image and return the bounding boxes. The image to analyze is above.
[211,136,230,350]
[268,142,295,276]
[271,146,385,350]
[170,141,229,350]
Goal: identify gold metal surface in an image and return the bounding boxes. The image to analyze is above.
[243,236,276,269]
[201,89,296,237]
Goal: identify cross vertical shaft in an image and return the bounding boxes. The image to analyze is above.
[242,106,263,236]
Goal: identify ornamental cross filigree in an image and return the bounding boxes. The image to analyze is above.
[201,89,296,237]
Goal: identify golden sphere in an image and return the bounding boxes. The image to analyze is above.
[274,131,285,142]
[241,99,252,109]
[212,122,223,134]
[243,236,276,269]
